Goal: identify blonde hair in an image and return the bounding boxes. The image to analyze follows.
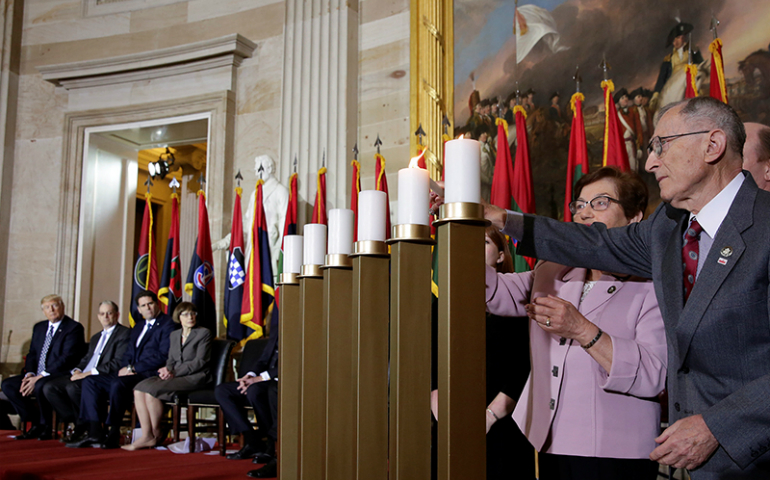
[41,294,64,307]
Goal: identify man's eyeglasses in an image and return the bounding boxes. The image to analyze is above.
[647,131,710,157]
[568,195,621,215]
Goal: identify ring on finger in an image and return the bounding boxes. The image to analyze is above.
[545,317,551,327]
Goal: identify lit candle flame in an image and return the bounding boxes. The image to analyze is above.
[409,148,426,169]
[458,133,466,140]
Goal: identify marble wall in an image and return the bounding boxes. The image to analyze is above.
[0,0,412,366]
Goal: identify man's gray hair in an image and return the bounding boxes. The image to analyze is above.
[657,97,746,157]
[99,300,119,313]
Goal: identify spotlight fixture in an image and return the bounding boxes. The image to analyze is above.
[148,147,176,180]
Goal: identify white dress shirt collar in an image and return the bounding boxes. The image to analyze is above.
[689,172,744,239]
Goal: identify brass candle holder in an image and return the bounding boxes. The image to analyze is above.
[435,202,488,480]
[350,240,390,479]
[387,224,434,480]
[277,279,301,480]
[299,264,323,278]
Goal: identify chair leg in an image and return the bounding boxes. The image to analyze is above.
[51,410,58,440]
[172,404,180,443]
[188,406,196,454]
[218,408,226,456]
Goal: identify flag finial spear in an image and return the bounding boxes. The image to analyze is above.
[415,124,426,146]
[293,154,297,174]
[322,150,326,168]
[235,169,243,187]
[169,177,180,193]
[198,173,206,190]
[688,32,694,65]
[515,82,521,105]
[573,66,582,93]
[144,176,153,193]
[599,54,610,82]
[442,115,451,135]
[374,135,382,155]
[257,163,264,181]
[710,15,720,40]
[352,143,359,161]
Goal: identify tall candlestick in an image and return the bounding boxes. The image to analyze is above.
[303,224,327,265]
[358,190,387,242]
[444,138,481,203]
[283,235,303,274]
[397,168,430,226]
[328,209,354,255]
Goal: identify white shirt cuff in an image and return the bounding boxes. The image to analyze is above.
[259,371,271,381]
[90,368,99,375]
[40,371,50,377]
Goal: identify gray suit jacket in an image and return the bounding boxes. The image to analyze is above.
[516,173,770,477]
[165,327,212,384]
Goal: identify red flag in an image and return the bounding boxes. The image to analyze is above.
[350,160,361,241]
[601,80,630,171]
[709,38,728,103]
[511,106,536,271]
[375,153,391,239]
[490,118,515,210]
[311,167,327,225]
[184,191,217,333]
[276,172,298,307]
[685,64,699,99]
[241,180,275,339]
[224,187,252,343]
[130,192,159,327]
[158,193,181,315]
[565,93,590,222]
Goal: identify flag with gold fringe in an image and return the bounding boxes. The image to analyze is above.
[184,191,217,333]
[375,153,391,239]
[240,180,276,341]
[601,80,630,171]
[351,160,361,241]
[709,38,728,103]
[685,64,699,99]
[130,192,159,327]
[311,166,327,225]
[158,193,181,316]
[224,187,254,343]
[565,92,589,222]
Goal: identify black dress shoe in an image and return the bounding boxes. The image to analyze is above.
[15,425,47,440]
[247,459,277,478]
[226,443,261,460]
[61,430,86,443]
[100,437,120,449]
[37,429,53,440]
[252,453,275,464]
[66,435,102,448]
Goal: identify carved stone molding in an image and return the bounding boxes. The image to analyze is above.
[38,34,257,90]
[83,0,188,18]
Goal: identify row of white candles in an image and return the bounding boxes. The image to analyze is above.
[281,137,481,274]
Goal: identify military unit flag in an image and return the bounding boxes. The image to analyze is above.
[685,64,699,99]
[564,92,589,222]
[185,190,217,333]
[601,80,630,172]
[277,172,298,283]
[130,192,159,327]
[311,166,327,225]
[224,187,250,343]
[158,193,182,316]
[374,152,391,239]
[709,38,728,103]
[350,159,361,241]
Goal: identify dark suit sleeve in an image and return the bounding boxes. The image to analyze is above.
[122,325,138,367]
[96,326,131,375]
[134,315,178,376]
[24,322,44,374]
[253,336,278,374]
[44,319,85,375]
[515,206,658,279]
[170,329,212,377]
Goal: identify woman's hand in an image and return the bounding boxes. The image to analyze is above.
[526,295,596,343]
[158,367,174,380]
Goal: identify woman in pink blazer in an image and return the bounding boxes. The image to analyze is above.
[486,167,667,480]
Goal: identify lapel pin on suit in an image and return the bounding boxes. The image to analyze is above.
[720,246,733,257]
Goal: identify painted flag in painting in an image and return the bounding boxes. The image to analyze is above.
[241,180,276,341]
[709,38,728,103]
[158,193,181,316]
[564,92,589,222]
[185,190,217,333]
[601,80,630,172]
[514,4,569,64]
[311,167,327,225]
[375,153,391,239]
[350,160,361,241]
[130,192,159,327]
[224,187,253,343]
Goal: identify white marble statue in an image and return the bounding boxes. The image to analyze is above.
[214,155,290,280]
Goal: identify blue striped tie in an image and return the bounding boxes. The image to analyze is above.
[37,325,54,375]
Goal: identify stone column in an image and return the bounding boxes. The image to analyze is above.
[279,0,359,226]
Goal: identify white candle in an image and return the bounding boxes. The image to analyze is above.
[358,190,387,242]
[397,168,430,225]
[303,224,327,265]
[444,138,481,203]
[328,209,354,255]
[283,235,303,274]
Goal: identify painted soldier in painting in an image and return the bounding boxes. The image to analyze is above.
[652,22,705,110]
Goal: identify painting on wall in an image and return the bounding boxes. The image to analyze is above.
[454,0,770,218]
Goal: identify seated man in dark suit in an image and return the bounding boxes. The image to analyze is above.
[1,294,85,440]
[43,300,130,442]
[216,332,279,478]
[71,290,176,449]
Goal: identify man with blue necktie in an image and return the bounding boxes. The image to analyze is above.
[71,291,176,449]
[1,294,85,440]
[43,300,130,443]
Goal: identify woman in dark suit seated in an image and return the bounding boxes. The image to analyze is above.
[123,302,212,450]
